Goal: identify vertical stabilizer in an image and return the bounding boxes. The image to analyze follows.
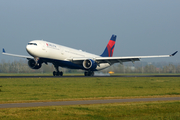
[100,35,117,57]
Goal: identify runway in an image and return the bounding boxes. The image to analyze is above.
[0,75,180,78]
[0,97,180,108]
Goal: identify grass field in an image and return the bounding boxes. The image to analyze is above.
[0,77,180,119]
[0,101,180,120]
[0,77,180,103]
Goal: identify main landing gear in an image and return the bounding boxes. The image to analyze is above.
[53,71,63,76]
[53,64,63,76]
[84,71,94,76]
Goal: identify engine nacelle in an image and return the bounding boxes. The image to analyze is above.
[83,59,97,70]
[28,59,42,69]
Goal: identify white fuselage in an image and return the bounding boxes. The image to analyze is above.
[26,40,110,70]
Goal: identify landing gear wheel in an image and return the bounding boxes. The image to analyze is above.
[53,71,56,76]
[91,71,94,76]
[84,71,94,76]
[84,71,88,76]
[53,64,63,76]
[59,71,63,76]
[53,71,63,76]
[57,71,60,76]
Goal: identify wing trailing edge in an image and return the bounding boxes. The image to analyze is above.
[71,51,178,65]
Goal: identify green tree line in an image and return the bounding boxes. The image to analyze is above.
[103,62,180,74]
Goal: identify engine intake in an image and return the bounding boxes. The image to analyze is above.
[83,59,97,70]
[28,59,42,69]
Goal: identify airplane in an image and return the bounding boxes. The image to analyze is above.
[2,34,178,76]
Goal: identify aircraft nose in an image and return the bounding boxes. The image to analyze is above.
[26,45,30,52]
[26,45,33,56]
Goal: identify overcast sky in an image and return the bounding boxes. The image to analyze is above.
[0,0,179,62]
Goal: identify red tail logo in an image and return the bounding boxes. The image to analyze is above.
[101,35,117,57]
[107,40,116,57]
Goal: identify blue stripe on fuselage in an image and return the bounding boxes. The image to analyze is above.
[39,58,98,71]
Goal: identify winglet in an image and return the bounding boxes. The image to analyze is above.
[2,48,6,53]
[170,51,178,56]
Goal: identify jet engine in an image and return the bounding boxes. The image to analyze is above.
[28,59,42,69]
[83,59,97,70]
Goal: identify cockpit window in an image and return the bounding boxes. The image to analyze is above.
[28,43,37,46]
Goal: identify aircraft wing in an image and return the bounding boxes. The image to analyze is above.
[71,51,178,65]
[2,48,33,59]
